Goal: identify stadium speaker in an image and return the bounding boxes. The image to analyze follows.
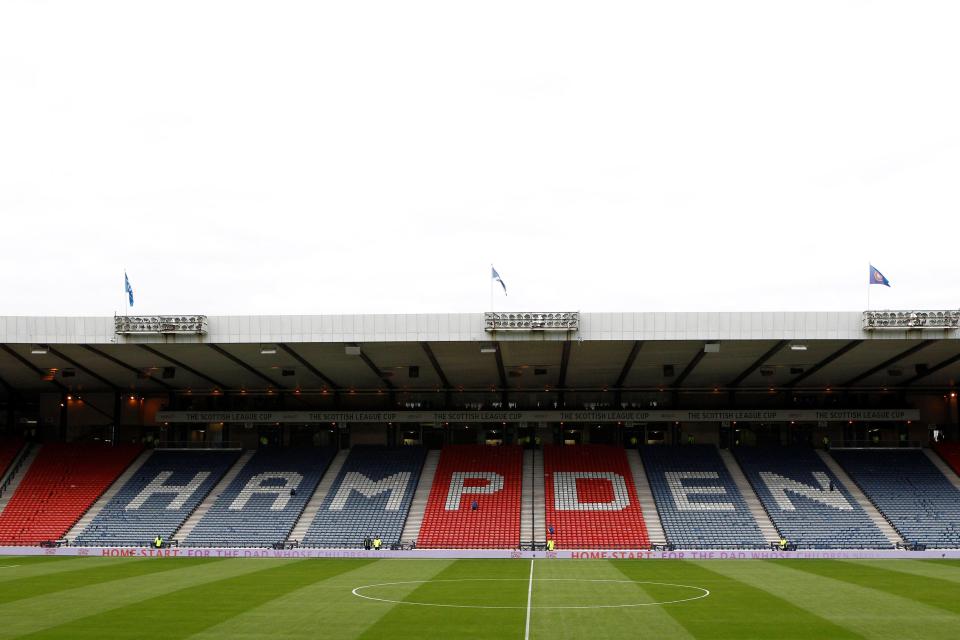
[915,363,929,375]
[282,368,295,377]
[162,367,176,379]
[408,366,419,378]
[61,368,76,378]
[789,367,804,375]
[760,367,774,377]
[663,364,675,377]
[534,368,547,376]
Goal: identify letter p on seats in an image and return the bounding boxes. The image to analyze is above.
[444,472,504,510]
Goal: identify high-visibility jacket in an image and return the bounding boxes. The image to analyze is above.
[546,540,555,551]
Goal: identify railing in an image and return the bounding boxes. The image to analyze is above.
[862,309,960,331]
[0,443,32,498]
[115,315,208,335]
[155,441,242,450]
[831,440,923,449]
[484,312,579,332]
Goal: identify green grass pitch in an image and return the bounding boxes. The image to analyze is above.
[1,556,959,638]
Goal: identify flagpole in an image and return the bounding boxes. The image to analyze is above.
[867,263,871,311]
[490,264,494,312]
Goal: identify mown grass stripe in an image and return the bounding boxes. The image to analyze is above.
[614,560,861,640]
[21,558,372,640]
[532,559,696,640]
[0,556,203,605]
[186,558,455,640]
[0,556,112,584]
[707,559,960,639]
[0,558,278,638]
[358,559,529,640]
[787,560,960,616]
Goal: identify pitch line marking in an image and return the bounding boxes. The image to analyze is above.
[351,578,710,610]
[0,566,20,569]
[524,560,534,640]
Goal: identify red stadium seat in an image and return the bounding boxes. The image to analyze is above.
[543,444,650,549]
[417,445,522,549]
[935,443,960,477]
[0,439,25,479]
[0,442,142,545]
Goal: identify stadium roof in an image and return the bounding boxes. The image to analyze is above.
[0,311,958,394]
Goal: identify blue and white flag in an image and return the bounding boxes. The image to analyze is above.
[491,266,507,295]
[124,271,135,307]
[869,265,890,287]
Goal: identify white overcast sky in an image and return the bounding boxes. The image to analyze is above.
[1,1,958,316]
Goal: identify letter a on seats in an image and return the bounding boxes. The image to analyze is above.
[328,472,411,511]
[229,472,304,511]
[759,471,853,511]
[126,471,211,510]
[445,472,505,510]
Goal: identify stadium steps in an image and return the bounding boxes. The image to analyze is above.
[288,449,351,544]
[717,448,781,545]
[627,450,667,546]
[66,449,154,542]
[532,448,545,545]
[172,450,254,543]
[816,450,904,546]
[521,450,534,544]
[0,441,31,495]
[924,448,960,492]
[400,450,440,544]
[0,444,38,515]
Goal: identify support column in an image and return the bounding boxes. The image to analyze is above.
[112,391,121,445]
[59,394,68,441]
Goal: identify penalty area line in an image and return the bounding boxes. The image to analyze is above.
[524,559,534,640]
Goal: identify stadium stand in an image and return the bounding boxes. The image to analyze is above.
[74,450,239,546]
[831,449,960,548]
[302,446,425,548]
[417,445,522,549]
[934,443,960,477]
[641,445,766,549]
[0,439,24,480]
[734,447,891,549]
[543,444,650,549]
[185,448,334,547]
[0,443,142,545]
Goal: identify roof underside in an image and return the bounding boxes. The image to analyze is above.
[0,337,958,395]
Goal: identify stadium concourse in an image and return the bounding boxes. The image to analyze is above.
[0,310,959,553]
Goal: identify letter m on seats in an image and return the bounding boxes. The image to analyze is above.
[328,472,411,511]
[126,471,211,510]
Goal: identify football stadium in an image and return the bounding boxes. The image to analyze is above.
[4,0,960,637]
[1,310,960,638]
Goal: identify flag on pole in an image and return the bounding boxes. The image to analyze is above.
[491,266,507,295]
[124,271,135,306]
[869,265,890,287]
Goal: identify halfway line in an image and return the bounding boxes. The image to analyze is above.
[524,559,534,640]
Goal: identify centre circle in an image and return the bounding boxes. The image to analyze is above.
[351,578,710,609]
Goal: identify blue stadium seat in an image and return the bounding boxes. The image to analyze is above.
[734,447,891,549]
[184,448,334,548]
[75,450,239,546]
[301,446,425,548]
[641,445,766,549]
[831,449,960,548]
